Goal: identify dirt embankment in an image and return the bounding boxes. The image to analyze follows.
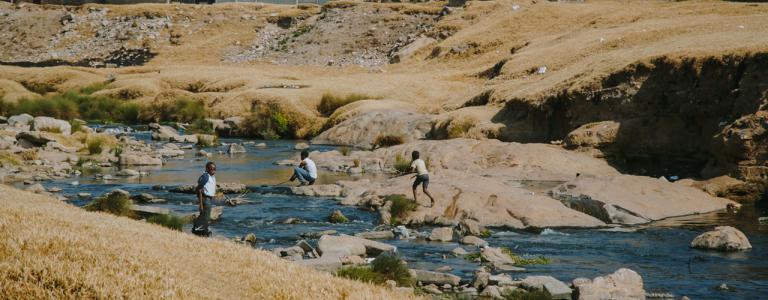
[0,184,416,299]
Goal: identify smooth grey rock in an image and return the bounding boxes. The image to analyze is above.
[410,269,461,286]
[428,227,454,242]
[691,226,752,251]
[355,230,395,240]
[572,268,645,300]
[521,276,572,300]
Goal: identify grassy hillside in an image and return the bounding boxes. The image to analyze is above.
[0,184,417,299]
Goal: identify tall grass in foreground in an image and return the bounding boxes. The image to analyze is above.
[7,91,141,123]
[317,93,373,116]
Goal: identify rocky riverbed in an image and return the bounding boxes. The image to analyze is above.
[2,115,764,299]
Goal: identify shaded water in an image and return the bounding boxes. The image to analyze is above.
[36,134,768,299]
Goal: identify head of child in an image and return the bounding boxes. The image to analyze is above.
[205,162,216,176]
[412,150,420,161]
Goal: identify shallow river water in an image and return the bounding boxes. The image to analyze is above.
[34,134,768,299]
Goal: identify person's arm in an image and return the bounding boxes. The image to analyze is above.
[196,174,207,212]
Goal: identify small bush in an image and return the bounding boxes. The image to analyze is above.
[86,135,109,154]
[371,253,414,287]
[501,247,551,266]
[195,134,217,147]
[243,102,296,139]
[353,159,361,168]
[140,98,206,124]
[393,154,411,174]
[70,119,87,133]
[479,228,491,238]
[147,214,186,231]
[318,93,372,116]
[84,193,133,217]
[19,150,38,161]
[188,119,215,134]
[78,82,108,95]
[0,151,20,166]
[339,146,351,156]
[328,210,349,223]
[373,134,404,149]
[336,266,385,284]
[387,194,417,225]
[464,252,486,262]
[503,288,553,300]
[447,117,477,138]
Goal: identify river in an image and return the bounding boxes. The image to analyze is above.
[30,133,768,299]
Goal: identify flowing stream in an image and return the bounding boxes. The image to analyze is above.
[29,132,768,299]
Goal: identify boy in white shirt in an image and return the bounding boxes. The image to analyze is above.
[289,150,317,186]
[410,151,435,207]
[193,161,217,236]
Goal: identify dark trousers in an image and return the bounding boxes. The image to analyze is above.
[193,197,213,236]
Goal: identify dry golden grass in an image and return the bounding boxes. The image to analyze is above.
[0,184,419,299]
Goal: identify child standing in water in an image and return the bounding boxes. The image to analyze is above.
[410,151,435,207]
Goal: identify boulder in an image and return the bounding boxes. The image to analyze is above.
[563,121,620,150]
[521,276,572,300]
[156,148,185,157]
[116,169,140,177]
[16,131,56,147]
[294,142,310,150]
[312,110,434,149]
[451,247,468,256]
[459,219,486,237]
[572,268,645,300]
[690,226,752,251]
[480,285,503,299]
[301,255,343,273]
[178,135,198,144]
[149,123,183,141]
[390,37,437,63]
[355,230,395,240]
[409,269,461,286]
[460,236,488,247]
[550,175,735,225]
[290,184,343,197]
[131,205,170,217]
[197,150,211,157]
[131,193,157,203]
[482,247,525,272]
[24,183,45,194]
[473,268,490,289]
[428,227,454,242]
[317,235,366,257]
[227,143,246,154]
[32,116,71,135]
[422,284,442,295]
[8,114,33,127]
[119,153,162,166]
[299,229,337,239]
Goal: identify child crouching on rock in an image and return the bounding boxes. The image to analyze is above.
[410,151,435,207]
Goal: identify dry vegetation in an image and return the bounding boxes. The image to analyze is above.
[0,184,418,299]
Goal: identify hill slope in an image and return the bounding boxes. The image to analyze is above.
[0,184,416,299]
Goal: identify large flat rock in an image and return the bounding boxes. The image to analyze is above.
[550,175,735,224]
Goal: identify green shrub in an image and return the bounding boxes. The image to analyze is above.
[84,192,133,217]
[87,136,109,154]
[393,154,411,174]
[147,214,186,231]
[70,119,87,133]
[78,82,108,95]
[317,93,372,116]
[373,134,404,149]
[336,266,385,284]
[501,247,551,265]
[371,253,414,287]
[503,289,553,300]
[195,134,217,147]
[9,90,142,124]
[463,252,485,262]
[243,102,296,139]
[188,119,215,134]
[140,98,206,124]
[387,194,417,225]
[328,210,349,223]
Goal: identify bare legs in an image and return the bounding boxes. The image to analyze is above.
[413,186,435,207]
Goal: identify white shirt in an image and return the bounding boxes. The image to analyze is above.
[304,158,317,179]
[199,173,216,197]
[411,159,428,175]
